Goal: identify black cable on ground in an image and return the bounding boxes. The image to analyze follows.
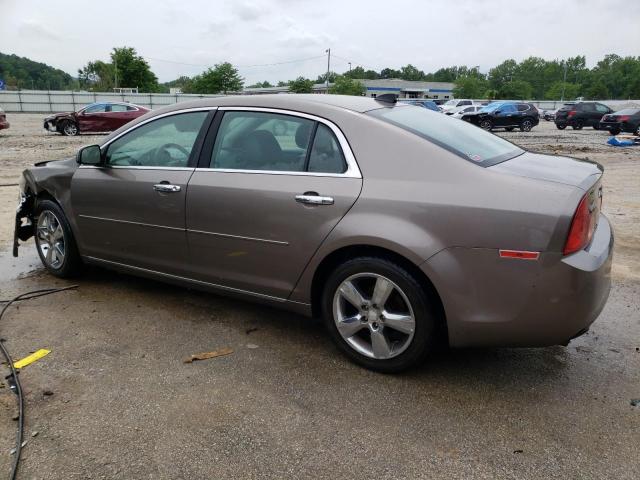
[0,285,78,480]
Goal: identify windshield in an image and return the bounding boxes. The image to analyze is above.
[443,100,457,106]
[479,102,503,113]
[367,105,524,167]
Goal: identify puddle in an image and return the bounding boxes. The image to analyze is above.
[0,240,45,282]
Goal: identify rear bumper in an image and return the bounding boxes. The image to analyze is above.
[422,213,613,348]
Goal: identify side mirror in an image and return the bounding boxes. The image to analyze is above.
[77,145,103,165]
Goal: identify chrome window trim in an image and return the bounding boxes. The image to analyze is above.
[206,106,362,179]
[99,107,217,152]
[78,165,194,171]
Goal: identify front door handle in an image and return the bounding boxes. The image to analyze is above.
[295,194,334,205]
[153,183,181,193]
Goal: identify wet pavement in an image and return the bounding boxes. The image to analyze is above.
[0,242,639,479]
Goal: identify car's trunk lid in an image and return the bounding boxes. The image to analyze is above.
[489,151,602,191]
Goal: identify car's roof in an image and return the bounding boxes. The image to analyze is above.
[154,94,394,115]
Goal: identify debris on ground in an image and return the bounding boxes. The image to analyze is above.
[183,347,233,363]
[246,344,259,349]
[13,348,51,369]
[631,399,640,407]
[245,327,259,335]
[42,389,54,396]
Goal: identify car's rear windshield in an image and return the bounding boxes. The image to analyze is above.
[614,108,640,115]
[367,105,524,167]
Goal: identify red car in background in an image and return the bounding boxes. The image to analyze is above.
[0,106,9,131]
[44,102,149,136]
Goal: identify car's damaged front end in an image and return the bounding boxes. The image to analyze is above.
[13,158,79,257]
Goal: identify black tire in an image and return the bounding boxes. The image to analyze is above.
[60,120,79,136]
[572,121,583,130]
[34,199,83,278]
[609,128,621,136]
[556,124,566,130]
[321,257,438,373]
[520,118,534,132]
[505,127,514,132]
[479,119,493,131]
[634,124,640,136]
[593,124,600,130]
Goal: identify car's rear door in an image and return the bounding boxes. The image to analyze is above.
[104,103,134,131]
[70,108,212,274]
[185,108,362,299]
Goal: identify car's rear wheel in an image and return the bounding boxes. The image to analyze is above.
[593,124,600,130]
[556,124,566,130]
[61,121,78,136]
[520,119,534,132]
[572,121,583,130]
[635,124,640,135]
[322,257,437,373]
[609,128,621,136]
[34,200,82,277]
[479,119,493,131]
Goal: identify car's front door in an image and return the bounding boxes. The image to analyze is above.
[70,109,211,274]
[77,103,109,132]
[185,108,362,299]
[494,104,516,127]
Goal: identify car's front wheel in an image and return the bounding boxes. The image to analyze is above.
[479,119,493,131]
[61,120,78,136]
[572,120,584,130]
[322,257,437,373]
[556,124,566,130]
[34,200,82,277]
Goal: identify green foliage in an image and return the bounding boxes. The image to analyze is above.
[316,71,338,84]
[288,76,314,93]
[453,76,488,98]
[545,81,581,100]
[343,66,379,80]
[185,62,243,94]
[400,64,425,81]
[585,80,609,100]
[329,76,365,96]
[498,80,533,100]
[247,81,273,88]
[79,47,158,92]
[0,52,76,90]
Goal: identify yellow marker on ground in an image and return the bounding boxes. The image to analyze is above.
[13,349,51,369]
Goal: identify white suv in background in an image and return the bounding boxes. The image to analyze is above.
[441,99,476,114]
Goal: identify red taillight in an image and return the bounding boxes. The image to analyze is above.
[563,193,596,255]
[567,110,577,117]
[619,115,630,122]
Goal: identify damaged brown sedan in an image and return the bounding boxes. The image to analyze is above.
[14,94,613,372]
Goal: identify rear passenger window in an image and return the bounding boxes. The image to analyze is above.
[516,104,529,112]
[595,104,609,113]
[210,111,347,174]
[308,124,346,174]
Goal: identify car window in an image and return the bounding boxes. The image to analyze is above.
[307,124,347,174]
[368,105,523,167]
[516,104,529,112]
[210,111,314,172]
[83,104,106,114]
[595,104,610,113]
[105,111,208,167]
[462,106,475,113]
[499,104,516,113]
[459,100,472,106]
[110,104,129,112]
[126,105,138,111]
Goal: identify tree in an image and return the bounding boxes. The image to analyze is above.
[111,47,158,91]
[545,81,581,100]
[316,71,338,84]
[379,67,401,79]
[400,64,425,81]
[488,59,518,92]
[288,76,314,93]
[585,80,609,100]
[0,52,76,90]
[498,80,533,100]
[78,60,114,90]
[186,62,243,94]
[343,66,379,80]
[247,81,273,88]
[453,76,488,98]
[329,76,365,96]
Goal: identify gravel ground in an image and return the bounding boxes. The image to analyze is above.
[0,114,639,479]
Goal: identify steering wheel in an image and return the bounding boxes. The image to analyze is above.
[154,143,191,166]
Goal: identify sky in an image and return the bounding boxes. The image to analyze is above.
[1,0,639,85]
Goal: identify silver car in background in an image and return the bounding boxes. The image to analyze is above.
[14,95,613,372]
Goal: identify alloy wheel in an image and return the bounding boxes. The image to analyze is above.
[64,122,78,136]
[522,120,533,132]
[36,210,66,269]
[332,273,416,360]
[480,120,492,131]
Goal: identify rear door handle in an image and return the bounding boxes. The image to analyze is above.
[295,194,334,205]
[153,183,181,193]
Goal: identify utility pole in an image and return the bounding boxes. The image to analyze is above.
[325,48,331,88]
[348,62,352,72]
[560,61,567,102]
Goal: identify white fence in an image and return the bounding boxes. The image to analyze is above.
[0,90,224,113]
[0,89,638,113]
